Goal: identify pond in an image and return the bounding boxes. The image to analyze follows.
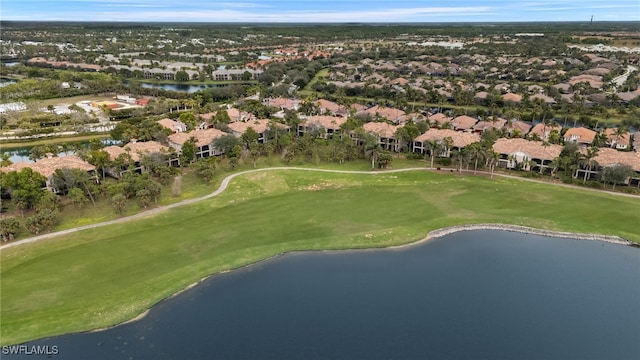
[7,230,639,359]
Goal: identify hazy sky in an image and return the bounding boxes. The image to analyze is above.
[2,0,639,22]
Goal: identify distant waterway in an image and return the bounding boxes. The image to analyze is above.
[8,230,639,359]
[0,77,17,87]
[1,139,118,164]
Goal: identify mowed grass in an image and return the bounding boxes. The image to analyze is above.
[2,169,640,345]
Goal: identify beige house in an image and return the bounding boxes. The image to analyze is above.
[228,119,289,144]
[298,116,347,138]
[1,155,96,193]
[361,122,401,151]
[451,115,478,132]
[168,128,226,158]
[563,127,597,146]
[104,140,178,176]
[492,138,562,173]
[413,129,480,157]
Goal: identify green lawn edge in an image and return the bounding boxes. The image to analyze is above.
[1,168,639,346]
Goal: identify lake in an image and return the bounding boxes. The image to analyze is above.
[5,230,639,359]
[137,82,253,93]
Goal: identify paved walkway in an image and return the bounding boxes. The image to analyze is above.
[2,166,638,249]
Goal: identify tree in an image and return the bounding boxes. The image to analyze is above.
[87,149,111,180]
[181,138,198,164]
[112,194,128,215]
[193,158,217,184]
[377,151,393,169]
[599,164,634,191]
[25,208,58,235]
[424,140,444,169]
[179,111,198,130]
[175,70,189,82]
[363,133,381,170]
[136,188,152,209]
[241,127,259,147]
[580,146,599,183]
[1,168,47,212]
[466,143,486,175]
[67,187,88,208]
[0,153,12,167]
[0,217,20,242]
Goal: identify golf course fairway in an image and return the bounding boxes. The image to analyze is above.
[2,168,639,345]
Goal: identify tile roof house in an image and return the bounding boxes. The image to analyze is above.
[413,129,481,157]
[634,133,640,151]
[157,118,187,133]
[528,123,562,141]
[473,117,507,133]
[364,106,407,124]
[563,127,597,146]
[530,93,557,105]
[492,138,563,173]
[362,122,401,151]
[297,116,347,138]
[428,113,452,128]
[227,119,289,144]
[264,97,298,111]
[451,115,478,131]
[503,120,533,137]
[589,147,640,186]
[604,128,631,150]
[168,128,227,158]
[103,140,179,177]
[1,155,96,193]
[502,93,522,103]
[315,99,349,117]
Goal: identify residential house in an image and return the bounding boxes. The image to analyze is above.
[1,155,97,193]
[157,118,187,133]
[211,68,262,81]
[451,115,478,132]
[563,127,597,146]
[587,147,640,186]
[104,140,179,176]
[315,99,349,117]
[634,133,640,151]
[503,120,533,137]
[604,128,631,150]
[412,129,481,157]
[265,97,298,111]
[472,117,507,133]
[228,119,289,144]
[428,113,452,128]
[168,128,226,159]
[492,138,562,173]
[361,122,401,151]
[364,106,406,124]
[502,93,522,104]
[530,93,557,105]
[298,116,347,138]
[528,123,562,141]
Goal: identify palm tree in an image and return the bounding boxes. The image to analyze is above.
[612,127,629,148]
[424,140,443,169]
[486,150,499,179]
[580,146,599,183]
[466,143,486,175]
[363,134,381,170]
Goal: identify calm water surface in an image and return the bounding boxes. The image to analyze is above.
[8,231,640,359]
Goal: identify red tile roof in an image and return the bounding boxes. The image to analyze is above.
[451,115,478,130]
[414,129,480,148]
[1,155,95,178]
[492,138,562,161]
[363,122,400,138]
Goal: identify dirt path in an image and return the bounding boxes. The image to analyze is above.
[2,166,638,249]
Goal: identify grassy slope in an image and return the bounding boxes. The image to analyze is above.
[2,169,640,345]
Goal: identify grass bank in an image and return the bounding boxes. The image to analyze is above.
[2,168,640,345]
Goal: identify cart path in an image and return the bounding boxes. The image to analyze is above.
[2,166,638,249]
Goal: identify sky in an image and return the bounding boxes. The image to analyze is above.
[2,0,639,23]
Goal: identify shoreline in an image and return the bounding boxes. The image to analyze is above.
[77,223,633,338]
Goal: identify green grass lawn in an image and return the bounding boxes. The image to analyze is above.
[2,169,640,345]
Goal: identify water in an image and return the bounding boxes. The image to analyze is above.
[6,231,640,359]
[1,139,118,164]
[0,78,17,87]
[138,82,250,93]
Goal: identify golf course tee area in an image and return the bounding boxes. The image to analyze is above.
[2,168,639,345]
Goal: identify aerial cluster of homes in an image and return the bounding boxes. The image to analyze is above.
[3,96,640,192]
